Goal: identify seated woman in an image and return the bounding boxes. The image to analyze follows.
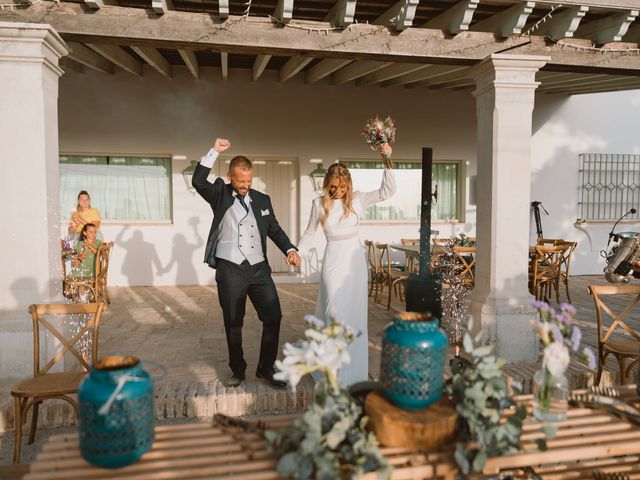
[68,190,101,239]
[70,223,102,277]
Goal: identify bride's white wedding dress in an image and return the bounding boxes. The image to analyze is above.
[297,168,396,387]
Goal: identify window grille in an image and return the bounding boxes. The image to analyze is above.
[578,153,640,222]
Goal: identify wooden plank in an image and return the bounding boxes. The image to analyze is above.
[252,54,271,81]
[178,49,199,78]
[423,0,479,34]
[66,41,115,74]
[273,0,293,24]
[83,0,116,9]
[86,43,142,75]
[323,0,356,27]
[6,3,640,73]
[131,45,171,77]
[386,65,468,87]
[305,58,352,83]
[530,5,589,39]
[373,0,420,31]
[278,55,313,82]
[472,1,536,36]
[218,0,229,19]
[332,60,392,85]
[358,63,430,86]
[576,9,639,43]
[221,51,228,80]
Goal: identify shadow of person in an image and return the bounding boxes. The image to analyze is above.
[163,226,204,285]
[115,227,163,285]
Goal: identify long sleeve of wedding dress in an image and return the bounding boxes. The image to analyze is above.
[296,198,321,256]
[358,168,396,209]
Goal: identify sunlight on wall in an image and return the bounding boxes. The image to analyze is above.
[532,121,606,171]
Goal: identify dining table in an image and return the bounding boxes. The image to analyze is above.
[22,386,640,479]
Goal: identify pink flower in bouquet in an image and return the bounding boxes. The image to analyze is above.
[361,114,396,168]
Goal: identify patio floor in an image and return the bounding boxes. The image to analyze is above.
[1,273,638,464]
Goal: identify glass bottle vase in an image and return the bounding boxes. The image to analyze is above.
[532,368,569,422]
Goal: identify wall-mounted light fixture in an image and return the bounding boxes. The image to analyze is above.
[308,158,326,194]
[173,154,197,195]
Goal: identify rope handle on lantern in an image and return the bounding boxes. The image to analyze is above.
[97,357,167,416]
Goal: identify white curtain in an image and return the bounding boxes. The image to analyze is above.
[60,156,171,221]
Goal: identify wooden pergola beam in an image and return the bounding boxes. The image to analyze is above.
[323,0,356,27]
[131,45,172,77]
[178,49,199,78]
[423,0,479,34]
[221,51,228,79]
[471,1,536,36]
[385,65,468,87]
[575,9,638,43]
[151,0,173,15]
[86,43,142,75]
[305,58,352,83]
[252,54,271,81]
[279,55,313,82]
[67,41,114,74]
[357,63,430,86]
[332,60,391,85]
[5,3,640,73]
[530,5,589,40]
[373,0,420,31]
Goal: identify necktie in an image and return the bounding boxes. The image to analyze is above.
[237,194,249,213]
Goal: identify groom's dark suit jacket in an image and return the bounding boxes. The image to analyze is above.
[192,163,296,269]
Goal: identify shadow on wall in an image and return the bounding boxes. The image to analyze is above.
[115,227,163,286]
[163,217,204,285]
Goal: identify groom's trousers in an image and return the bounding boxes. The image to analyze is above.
[214,258,282,375]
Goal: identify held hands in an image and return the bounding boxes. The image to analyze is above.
[213,138,231,153]
[380,143,392,158]
[286,250,301,267]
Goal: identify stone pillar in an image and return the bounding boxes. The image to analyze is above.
[468,54,549,362]
[0,22,68,378]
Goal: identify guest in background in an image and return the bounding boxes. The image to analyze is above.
[68,190,101,238]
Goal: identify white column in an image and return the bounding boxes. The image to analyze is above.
[468,54,549,362]
[0,22,68,378]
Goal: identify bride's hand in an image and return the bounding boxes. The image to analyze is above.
[380,144,392,157]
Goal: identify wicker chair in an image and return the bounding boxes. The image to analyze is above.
[11,303,107,463]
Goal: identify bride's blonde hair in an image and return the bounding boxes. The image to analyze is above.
[321,163,355,226]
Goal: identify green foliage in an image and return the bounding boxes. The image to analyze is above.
[446,326,527,475]
[451,233,476,247]
[265,382,391,480]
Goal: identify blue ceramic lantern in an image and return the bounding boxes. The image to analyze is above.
[78,356,155,468]
[380,311,447,410]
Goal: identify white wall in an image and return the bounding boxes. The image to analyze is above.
[58,66,478,286]
[531,90,640,275]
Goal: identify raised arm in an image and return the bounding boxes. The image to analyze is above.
[359,168,397,209]
[192,138,231,205]
[297,198,322,256]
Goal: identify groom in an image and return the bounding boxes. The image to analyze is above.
[193,138,301,389]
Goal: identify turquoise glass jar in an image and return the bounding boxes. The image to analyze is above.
[78,356,155,468]
[380,312,448,410]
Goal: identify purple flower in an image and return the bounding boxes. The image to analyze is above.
[570,326,582,352]
[555,312,573,326]
[583,347,596,370]
[550,324,564,344]
[559,303,576,316]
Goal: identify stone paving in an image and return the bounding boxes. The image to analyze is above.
[2,274,640,464]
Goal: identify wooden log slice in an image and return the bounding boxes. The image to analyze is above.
[365,391,458,451]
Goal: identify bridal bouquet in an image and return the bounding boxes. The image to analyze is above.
[267,315,391,479]
[361,114,396,169]
[531,301,596,421]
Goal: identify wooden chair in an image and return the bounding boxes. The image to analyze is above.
[375,243,409,310]
[555,240,577,303]
[400,238,419,273]
[588,284,640,385]
[537,238,564,246]
[452,246,477,287]
[11,302,107,463]
[529,245,565,302]
[64,242,113,304]
[365,240,381,298]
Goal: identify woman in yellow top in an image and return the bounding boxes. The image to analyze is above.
[68,190,101,236]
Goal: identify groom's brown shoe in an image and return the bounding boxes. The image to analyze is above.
[224,372,245,388]
[256,368,287,390]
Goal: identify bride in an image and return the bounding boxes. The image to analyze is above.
[297,145,396,387]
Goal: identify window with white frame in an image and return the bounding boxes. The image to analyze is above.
[59,155,172,222]
[578,153,640,222]
[341,160,463,222]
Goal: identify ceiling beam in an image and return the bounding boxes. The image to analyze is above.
[489,0,639,9]
[178,49,199,78]
[332,60,392,85]
[540,73,636,90]
[274,0,294,24]
[252,54,271,81]
[373,0,420,31]
[305,58,352,83]
[529,5,589,40]
[575,9,638,44]
[84,0,116,9]
[219,0,229,19]
[131,45,171,77]
[543,77,640,94]
[323,0,356,27]
[67,41,114,74]
[151,0,172,15]
[221,51,228,79]
[471,1,536,36]
[357,63,430,86]
[422,0,479,34]
[279,55,313,82]
[60,56,84,74]
[86,43,142,75]
[8,3,640,73]
[385,65,468,87]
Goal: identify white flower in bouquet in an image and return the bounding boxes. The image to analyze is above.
[274,315,359,394]
[542,341,570,377]
[361,114,396,168]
